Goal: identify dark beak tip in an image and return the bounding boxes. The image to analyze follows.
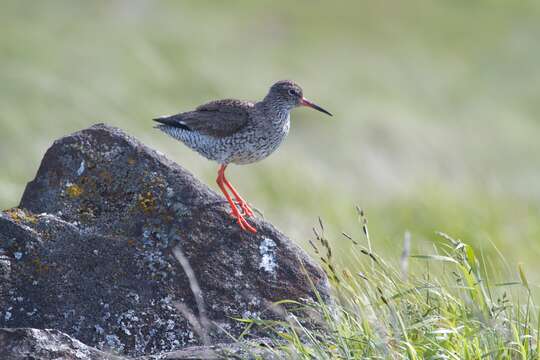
[302,98,332,117]
[319,108,333,117]
[315,107,333,117]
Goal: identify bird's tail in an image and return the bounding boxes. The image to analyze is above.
[152,115,190,131]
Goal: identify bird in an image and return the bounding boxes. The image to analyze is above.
[153,80,332,234]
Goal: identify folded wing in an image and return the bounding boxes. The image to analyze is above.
[153,99,254,138]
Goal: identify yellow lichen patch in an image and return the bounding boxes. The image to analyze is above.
[31,258,49,273]
[138,192,156,213]
[127,157,136,165]
[127,239,136,247]
[5,208,38,224]
[99,170,113,184]
[66,183,83,198]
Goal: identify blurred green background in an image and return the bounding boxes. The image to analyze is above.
[1,1,539,282]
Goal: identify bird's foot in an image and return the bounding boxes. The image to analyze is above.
[235,200,254,217]
[230,209,257,233]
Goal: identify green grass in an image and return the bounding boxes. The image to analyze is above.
[242,217,539,359]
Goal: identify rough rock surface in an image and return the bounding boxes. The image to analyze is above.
[0,328,278,360]
[0,124,329,357]
[138,338,280,360]
[0,327,123,360]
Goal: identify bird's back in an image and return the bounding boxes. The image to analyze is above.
[154,99,254,138]
[153,99,258,164]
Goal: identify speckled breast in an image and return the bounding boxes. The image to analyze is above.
[227,113,291,165]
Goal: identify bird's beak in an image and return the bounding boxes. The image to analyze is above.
[300,98,333,116]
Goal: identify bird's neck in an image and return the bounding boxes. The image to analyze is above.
[257,100,291,125]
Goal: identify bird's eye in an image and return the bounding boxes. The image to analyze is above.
[288,89,298,96]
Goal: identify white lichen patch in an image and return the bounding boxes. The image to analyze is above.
[105,334,125,352]
[248,296,261,307]
[94,324,105,335]
[13,252,22,260]
[101,145,123,162]
[76,160,85,176]
[128,292,140,303]
[259,237,278,275]
[242,310,260,320]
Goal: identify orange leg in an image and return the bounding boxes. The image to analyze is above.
[221,173,254,217]
[217,165,257,233]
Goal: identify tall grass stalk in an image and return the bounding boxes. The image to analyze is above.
[240,215,538,359]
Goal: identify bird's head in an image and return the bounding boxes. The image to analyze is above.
[265,80,332,116]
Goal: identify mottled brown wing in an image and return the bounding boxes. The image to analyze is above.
[155,99,254,138]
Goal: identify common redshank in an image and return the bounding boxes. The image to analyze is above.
[153,80,332,233]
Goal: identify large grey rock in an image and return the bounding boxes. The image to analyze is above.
[0,124,328,357]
